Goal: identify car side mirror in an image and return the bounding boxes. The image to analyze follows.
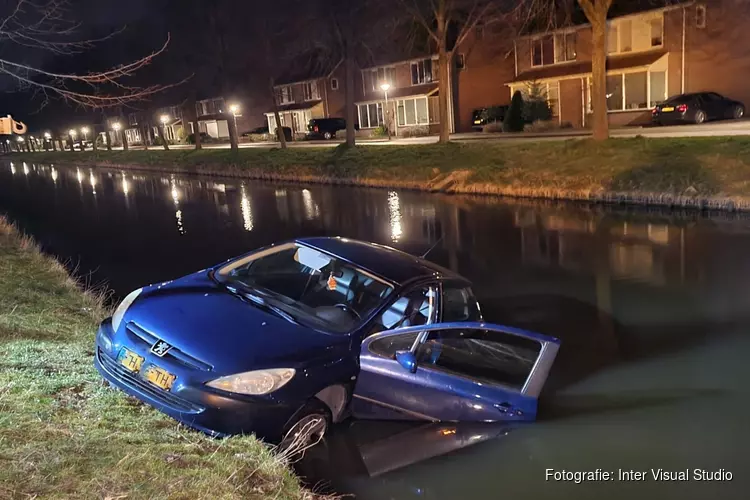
[395,350,417,373]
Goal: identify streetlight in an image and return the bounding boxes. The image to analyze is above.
[81,126,89,141]
[160,114,169,124]
[112,122,121,131]
[380,83,391,140]
[69,129,77,138]
[44,132,51,140]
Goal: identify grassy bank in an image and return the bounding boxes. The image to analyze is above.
[11,136,750,210]
[0,217,313,499]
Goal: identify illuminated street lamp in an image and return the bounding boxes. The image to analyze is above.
[81,126,89,141]
[69,129,77,138]
[380,83,391,140]
[16,136,24,142]
[112,122,121,131]
[160,114,169,124]
[44,132,51,140]
[229,103,240,138]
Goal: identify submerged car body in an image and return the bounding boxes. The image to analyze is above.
[95,238,560,442]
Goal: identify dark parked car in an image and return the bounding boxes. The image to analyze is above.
[652,92,745,125]
[307,118,347,140]
[472,105,509,130]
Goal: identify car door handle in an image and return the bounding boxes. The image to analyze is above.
[494,402,523,417]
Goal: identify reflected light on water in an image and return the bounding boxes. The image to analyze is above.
[170,179,185,234]
[51,168,58,183]
[121,174,130,195]
[9,163,15,175]
[76,168,83,184]
[388,191,403,242]
[240,184,254,232]
[302,189,319,221]
[23,163,29,176]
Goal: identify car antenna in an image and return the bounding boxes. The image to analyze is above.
[420,236,444,260]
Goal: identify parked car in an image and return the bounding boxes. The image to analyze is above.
[652,92,745,125]
[94,238,560,447]
[307,118,347,139]
[472,105,509,130]
[186,132,211,145]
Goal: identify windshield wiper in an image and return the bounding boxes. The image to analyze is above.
[227,286,300,325]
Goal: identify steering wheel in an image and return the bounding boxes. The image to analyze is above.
[333,303,361,320]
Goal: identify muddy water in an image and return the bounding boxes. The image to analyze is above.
[1,161,748,499]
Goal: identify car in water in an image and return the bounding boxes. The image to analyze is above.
[94,238,560,446]
[307,118,348,140]
[652,92,745,125]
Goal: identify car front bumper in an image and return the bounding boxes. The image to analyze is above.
[94,323,299,441]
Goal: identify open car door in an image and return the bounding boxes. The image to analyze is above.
[351,322,560,422]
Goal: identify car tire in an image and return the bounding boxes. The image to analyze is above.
[694,110,707,124]
[279,399,331,453]
[323,131,333,140]
[733,105,745,119]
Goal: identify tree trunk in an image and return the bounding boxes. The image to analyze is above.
[187,96,202,150]
[270,78,287,149]
[51,137,57,151]
[105,130,112,151]
[437,14,450,144]
[141,124,150,150]
[92,131,98,151]
[121,130,129,151]
[227,114,239,152]
[590,16,609,140]
[160,124,170,150]
[344,38,356,147]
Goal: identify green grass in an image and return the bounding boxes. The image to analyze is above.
[12,136,750,208]
[0,217,315,499]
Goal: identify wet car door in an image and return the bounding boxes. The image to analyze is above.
[351,322,560,422]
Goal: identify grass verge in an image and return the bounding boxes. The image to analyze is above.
[10,136,750,210]
[0,216,315,499]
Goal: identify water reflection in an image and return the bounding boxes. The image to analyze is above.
[2,163,750,500]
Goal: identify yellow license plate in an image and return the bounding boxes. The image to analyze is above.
[145,365,177,391]
[118,348,144,373]
[661,106,674,112]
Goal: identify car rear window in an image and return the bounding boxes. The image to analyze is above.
[665,95,694,104]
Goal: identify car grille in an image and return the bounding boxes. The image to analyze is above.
[125,322,213,372]
[97,348,204,414]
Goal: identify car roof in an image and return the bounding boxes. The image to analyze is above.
[296,237,466,287]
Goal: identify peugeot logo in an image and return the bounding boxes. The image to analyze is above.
[150,340,173,357]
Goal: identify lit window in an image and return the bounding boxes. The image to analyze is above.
[650,19,663,46]
[620,20,632,52]
[696,5,706,29]
[649,71,666,107]
[411,59,435,85]
[278,86,293,105]
[302,81,319,101]
[554,32,576,63]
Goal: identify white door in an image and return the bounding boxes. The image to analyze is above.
[205,121,219,138]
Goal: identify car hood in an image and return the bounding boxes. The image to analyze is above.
[124,271,350,374]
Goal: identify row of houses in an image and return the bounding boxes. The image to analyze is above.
[266,1,750,136]
[122,1,750,143]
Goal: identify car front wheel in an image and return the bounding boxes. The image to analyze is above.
[733,105,745,119]
[323,131,333,140]
[694,110,707,124]
[279,399,331,454]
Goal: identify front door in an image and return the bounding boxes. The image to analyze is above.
[352,322,560,422]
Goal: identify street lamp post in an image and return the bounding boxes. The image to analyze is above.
[44,131,52,151]
[81,127,89,149]
[380,83,391,140]
[112,122,127,151]
[229,104,240,148]
[68,129,77,151]
[159,114,171,151]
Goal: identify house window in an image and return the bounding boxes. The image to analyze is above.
[607,25,618,54]
[620,20,633,52]
[331,78,339,90]
[302,81,319,101]
[696,5,706,28]
[650,19,663,46]
[531,35,554,67]
[279,86,293,105]
[396,97,431,126]
[363,67,395,92]
[649,71,666,106]
[547,82,560,117]
[411,59,435,85]
[606,74,624,111]
[357,103,384,129]
[456,53,465,70]
[624,72,647,109]
[554,32,576,63]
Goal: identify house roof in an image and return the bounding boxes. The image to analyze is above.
[265,100,323,114]
[275,56,342,86]
[512,51,667,83]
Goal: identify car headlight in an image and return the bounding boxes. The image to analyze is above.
[112,288,143,332]
[206,368,295,395]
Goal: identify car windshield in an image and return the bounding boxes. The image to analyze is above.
[216,243,395,333]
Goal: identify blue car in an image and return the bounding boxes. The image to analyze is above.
[95,237,560,445]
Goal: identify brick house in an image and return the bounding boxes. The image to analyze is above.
[265,60,347,137]
[508,1,750,129]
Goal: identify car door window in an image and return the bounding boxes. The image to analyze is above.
[441,286,482,322]
[415,328,542,391]
[368,286,436,335]
[369,331,419,358]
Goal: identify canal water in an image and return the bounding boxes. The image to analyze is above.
[1,161,748,499]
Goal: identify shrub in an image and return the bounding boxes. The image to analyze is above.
[186,132,211,145]
[503,91,525,132]
[371,125,388,137]
[399,125,431,138]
